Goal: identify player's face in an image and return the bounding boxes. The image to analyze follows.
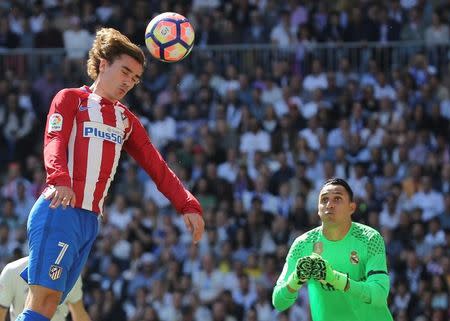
[318,184,356,226]
[99,54,143,101]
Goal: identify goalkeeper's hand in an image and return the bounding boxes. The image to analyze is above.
[310,253,348,291]
[287,255,315,291]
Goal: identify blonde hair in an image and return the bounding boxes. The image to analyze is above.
[87,28,146,80]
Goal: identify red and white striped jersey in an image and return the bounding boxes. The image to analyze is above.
[43,86,202,215]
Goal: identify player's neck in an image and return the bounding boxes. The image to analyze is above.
[90,81,117,103]
[322,221,352,241]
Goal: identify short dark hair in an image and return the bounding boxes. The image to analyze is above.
[322,178,354,201]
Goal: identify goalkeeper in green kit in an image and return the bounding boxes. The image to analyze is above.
[272,178,393,321]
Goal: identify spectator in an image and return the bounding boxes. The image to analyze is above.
[0,93,35,161]
[438,193,450,230]
[13,179,35,224]
[232,274,257,311]
[270,9,295,47]
[243,11,269,44]
[0,17,20,48]
[379,193,402,230]
[62,16,93,75]
[425,12,449,45]
[107,195,133,230]
[430,275,448,310]
[424,218,446,248]
[302,60,328,93]
[192,254,224,305]
[146,105,176,149]
[411,176,445,221]
[34,17,64,49]
[115,165,145,207]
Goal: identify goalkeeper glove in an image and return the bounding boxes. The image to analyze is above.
[287,255,315,291]
[310,253,348,291]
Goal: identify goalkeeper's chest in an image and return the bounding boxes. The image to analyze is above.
[315,242,367,281]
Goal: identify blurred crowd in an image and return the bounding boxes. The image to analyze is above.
[1,0,450,49]
[1,1,450,321]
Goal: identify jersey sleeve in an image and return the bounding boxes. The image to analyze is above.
[44,89,79,187]
[0,265,14,308]
[272,235,309,311]
[64,277,83,304]
[347,232,390,307]
[123,112,202,215]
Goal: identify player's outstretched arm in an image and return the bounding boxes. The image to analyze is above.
[124,113,204,242]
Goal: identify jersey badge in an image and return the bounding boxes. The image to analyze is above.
[350,251,359,264]
[78,97,92,111]
[48,113,63,132]
[79,105,92,111]
[313,242,323,255]
[120,111,129,129]
[49,264,63,280]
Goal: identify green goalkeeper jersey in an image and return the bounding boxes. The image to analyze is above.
[273,222,394,321]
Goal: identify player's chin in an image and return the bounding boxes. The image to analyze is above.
[319,214,334,222]
[117,88,127,97]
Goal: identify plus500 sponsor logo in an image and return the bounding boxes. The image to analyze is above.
[83,122,124,144]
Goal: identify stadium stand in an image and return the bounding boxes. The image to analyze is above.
[0,0,449,320]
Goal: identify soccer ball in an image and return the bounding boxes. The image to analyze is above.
[145,12,195,63]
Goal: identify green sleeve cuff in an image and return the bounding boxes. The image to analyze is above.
[287,272,305,291]
[280,284,299,299]
[331,270,348,291]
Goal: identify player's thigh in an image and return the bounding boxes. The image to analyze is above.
[63,229,98,302]
[26,196,98,294]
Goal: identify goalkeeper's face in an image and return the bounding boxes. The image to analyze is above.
[317,184,356,226]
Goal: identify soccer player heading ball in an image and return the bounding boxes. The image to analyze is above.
[16,28,204,321]
[273,178,393,321]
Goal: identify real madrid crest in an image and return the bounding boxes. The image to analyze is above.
[313,242,323,255]
[350,251,359,264]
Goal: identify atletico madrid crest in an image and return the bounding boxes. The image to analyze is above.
[49,265,63,280]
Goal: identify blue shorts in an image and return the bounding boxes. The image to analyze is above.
[21,196,99,302]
